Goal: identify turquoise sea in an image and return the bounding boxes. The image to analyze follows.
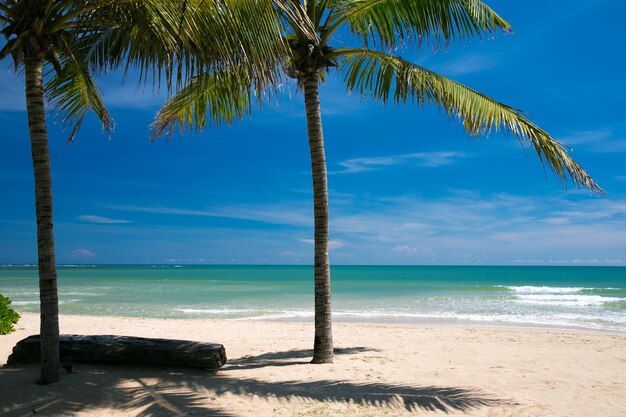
[1,265,625,331]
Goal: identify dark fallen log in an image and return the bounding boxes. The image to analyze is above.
[7,334,226,369]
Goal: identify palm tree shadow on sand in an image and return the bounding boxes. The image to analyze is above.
[226,346,376,370]
[1,347,506,417]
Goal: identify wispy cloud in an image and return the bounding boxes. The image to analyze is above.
[524,0,614,40]
[296,191,624,265]
[431,53,497,76]
[106,193,626,263]
[335,151,467,174]
[591,140,626,153]
[163,257,207,264]
[561,128,612,145]
[561,128,626,153]
[391,245,436,258]
[513,259,624,265]
[78,215,131,224]
[109,203,311,227]
[70,249,96,259]
[52,189,626,265]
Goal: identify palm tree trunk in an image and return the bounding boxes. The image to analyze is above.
[302,72,333,364]
[25,57,60,384]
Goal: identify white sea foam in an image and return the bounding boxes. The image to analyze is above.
[514,294,622,307]
[175,308,254,315]
[504,286,585,294]
[244,310,314,320]
[72,304,626,331]
[60,264,96,268]
[175,308,315,320]
[59,292,99,296]
[11,301,38,306]
[242,309,626,330]
[368,311,625,329]
[246,310,315,320]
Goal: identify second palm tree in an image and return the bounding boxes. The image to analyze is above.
[153,0,602,364]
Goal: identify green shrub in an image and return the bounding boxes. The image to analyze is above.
[0,294,20,335]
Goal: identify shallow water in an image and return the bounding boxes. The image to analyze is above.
[1,265,625,331]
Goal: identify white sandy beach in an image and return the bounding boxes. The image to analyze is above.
[1,313,625,417]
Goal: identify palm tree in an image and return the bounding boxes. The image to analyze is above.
[0,0,283,384]
[153,0,602,364]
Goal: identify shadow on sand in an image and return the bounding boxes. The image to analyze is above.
[0,347,505,417]
[226,346,377,370]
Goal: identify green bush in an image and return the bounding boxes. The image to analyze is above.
[0,294,20,335]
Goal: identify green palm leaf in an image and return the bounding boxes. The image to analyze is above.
[84,0,286,89]
[337,48,602,193]
[323,0,511,48]
[45,58,113,143]
[0,0,288,384]
[151,67,257,140]
[274,0,319,44]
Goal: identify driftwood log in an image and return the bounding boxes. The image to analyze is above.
[7,334,227,369]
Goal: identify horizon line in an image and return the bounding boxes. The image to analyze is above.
[1,263,624,268]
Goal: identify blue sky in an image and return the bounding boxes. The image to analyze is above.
[1,0,625,265]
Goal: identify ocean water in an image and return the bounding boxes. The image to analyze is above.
[1,265,625,332]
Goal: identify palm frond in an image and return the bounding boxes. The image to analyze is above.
[84,0,285,91]
[150,66,256,140]
[0,39,15,60]
[323,0,510,49]
[274,0,320,43]
[337,48,601,193]
[45,58,113,143]
[222,0,287,79]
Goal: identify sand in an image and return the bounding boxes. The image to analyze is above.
[1,313,624,417]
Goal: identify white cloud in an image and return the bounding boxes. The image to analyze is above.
[561,128,626,153]
[543,217,569,225]
[391,245,436,258]
[392,245,418,253]
[103,190,626,265]
[78,215,131,224]
[591,140,626,153]
[109,203,311,227]
[70,249,96,258]
[324,192,626,265]
[163,258,207,263]
[0,65,164,112]
[335,151,467,174]
[432,53,497,76]
[561,128,612,145]
[514,259,624,265]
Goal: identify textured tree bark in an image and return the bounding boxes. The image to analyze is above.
[8,335,227,369]
[25,57,60,384]
[302,72,333,363]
